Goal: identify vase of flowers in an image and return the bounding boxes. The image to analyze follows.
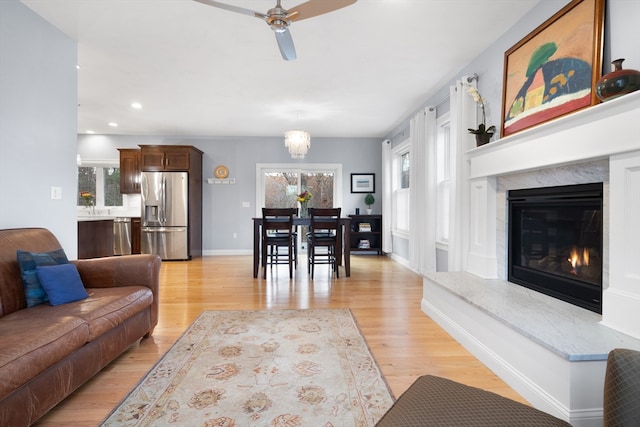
[297,191,312,217]
[465,85,495,147]
[80,191,94,206]
[80,191,95,214]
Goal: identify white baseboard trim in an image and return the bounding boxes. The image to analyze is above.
[421,296,570,419]
[387,253,412,270]
[202,249,253,256]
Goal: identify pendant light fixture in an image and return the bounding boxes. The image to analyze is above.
[284,129,311,159]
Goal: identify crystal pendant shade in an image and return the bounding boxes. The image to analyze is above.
[284,129,311,159]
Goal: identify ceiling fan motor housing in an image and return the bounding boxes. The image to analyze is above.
[268,18,289,32]
[267,6,294,32]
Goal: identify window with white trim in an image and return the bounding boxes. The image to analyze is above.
[256,164,342,251]
[77,163,123,208]
[392,141,410,234]
[256,163,343,215]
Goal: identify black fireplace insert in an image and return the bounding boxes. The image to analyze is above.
[508,183,603,313]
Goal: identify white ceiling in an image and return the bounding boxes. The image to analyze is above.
[22,0,539,138]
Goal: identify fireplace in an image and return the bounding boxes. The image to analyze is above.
[508,183,603,313]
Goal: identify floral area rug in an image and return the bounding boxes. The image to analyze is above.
[101,309,394,427]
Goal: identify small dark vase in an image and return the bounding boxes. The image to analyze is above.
[595,58,640,102]
[475,132,492,147]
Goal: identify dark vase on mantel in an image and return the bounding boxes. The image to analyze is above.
[595,58,640,102]
[475,133,492,147]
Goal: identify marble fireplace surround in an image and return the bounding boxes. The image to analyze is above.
[421,92,640,426]
[496,161,608,310]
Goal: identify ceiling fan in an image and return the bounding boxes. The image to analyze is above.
[193,0,357,61]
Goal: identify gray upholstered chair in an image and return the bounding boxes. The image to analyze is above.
[603,348,640,426]
[375,375,570,426]
[376,348,640,427]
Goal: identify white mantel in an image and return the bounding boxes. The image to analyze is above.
[422,92,640,426]
[467,91,640,180]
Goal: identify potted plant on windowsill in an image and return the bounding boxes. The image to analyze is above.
[364,193,375,214]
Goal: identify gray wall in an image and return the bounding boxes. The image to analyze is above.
[385,0,640,270]
[0,0,78,258]
[78,134,382,252]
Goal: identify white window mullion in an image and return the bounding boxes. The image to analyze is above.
[95,168,105,207]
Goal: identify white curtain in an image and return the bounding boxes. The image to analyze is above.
[408,107,437,274]
[381,139,392,253]
[447,76,477,271]
[424,107,438,272]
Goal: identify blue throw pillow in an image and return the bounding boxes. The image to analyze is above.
[36,263,88,306]
[17,249,69,307]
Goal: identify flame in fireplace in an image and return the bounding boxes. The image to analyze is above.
[568,247,590,275]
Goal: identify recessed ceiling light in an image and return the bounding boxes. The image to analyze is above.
[108,122,118,127]
[76,64,80,70]
[86,130,95,134]
[131,102,142,109]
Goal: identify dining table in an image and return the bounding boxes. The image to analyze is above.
[252,216,351,278]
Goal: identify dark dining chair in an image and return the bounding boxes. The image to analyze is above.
[267,207,298,268]
[307,207,341,279]
[261,208,297,279]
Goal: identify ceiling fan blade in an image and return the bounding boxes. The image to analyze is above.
[193,0,267,20]
[275,29,297,61]
[288,0,357,22]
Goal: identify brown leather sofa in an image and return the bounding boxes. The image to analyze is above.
[0,228,161,426]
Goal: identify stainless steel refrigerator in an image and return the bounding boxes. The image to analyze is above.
[141,171,189,260]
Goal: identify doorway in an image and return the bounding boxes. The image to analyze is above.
[256,163,343,251]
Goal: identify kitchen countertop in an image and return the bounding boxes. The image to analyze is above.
[78,216,115,222]
[78,215,140,221]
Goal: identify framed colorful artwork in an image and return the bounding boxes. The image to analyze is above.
[500,0,605,137]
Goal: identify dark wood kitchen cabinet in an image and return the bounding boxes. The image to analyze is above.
[139,145,198,171]
[78,219,114,259]
[118,148,141,194]
[131,217,141,254]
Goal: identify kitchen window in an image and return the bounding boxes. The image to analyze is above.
[77,165,123,207]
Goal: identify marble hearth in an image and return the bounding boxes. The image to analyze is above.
[422,92,640,426]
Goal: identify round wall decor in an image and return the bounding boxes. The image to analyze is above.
[214,165,229,179]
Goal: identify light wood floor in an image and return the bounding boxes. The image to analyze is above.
[35,254,527,426]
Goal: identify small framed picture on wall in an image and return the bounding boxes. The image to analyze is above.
[350,173,375,193]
